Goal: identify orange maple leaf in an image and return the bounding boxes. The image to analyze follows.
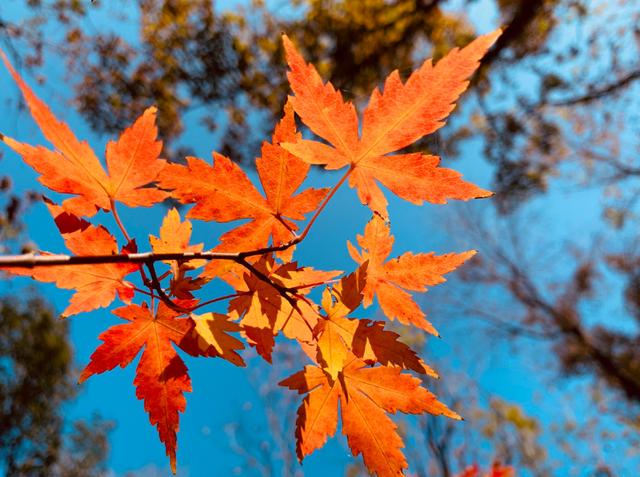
[0,28,501,475]
[348,216,475,335]
[0,51,167,216]
[281,356,460,477]
[487,462,516,477]
[149,208,207,298]
[316,269,438,378]
[79,302,244,473]
[457,462,516,477]
[228,256,340,360]
[157,102,328,256]
[1,202,139,317]
[281,31,500,219]
[191,312,246,367]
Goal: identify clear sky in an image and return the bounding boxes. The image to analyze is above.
[0,1,635,476]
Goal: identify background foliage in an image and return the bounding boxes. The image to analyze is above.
[1,0,640,475]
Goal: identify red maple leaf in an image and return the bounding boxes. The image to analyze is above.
[281,32,499,219]
[281,356,459,477]
[0,51,167,216]
[79,302,244,472]
[348,216,475,334]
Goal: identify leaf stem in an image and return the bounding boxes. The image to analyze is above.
[132,286,158,299]
[298,164,353,242]
[189,292,247,312]
[292,278,340,291]
[110,199,153,292]
[110,199,132,242]
[144,261,190,314]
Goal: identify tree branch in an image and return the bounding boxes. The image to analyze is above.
[0,157,354,318]
[144,261,190,313]
[549,68,640,107]
[478,0,546,69]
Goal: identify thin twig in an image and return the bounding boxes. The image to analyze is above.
[235,166,353,259]
[144,261,190,313]
[0,166,355,315]
[132,286,158,299]
[189,292,248,312]
[297,165,353,242]
[292,278,340,291]
[111,199,153,290]
[110,200,132,242]
[0,167,355,269]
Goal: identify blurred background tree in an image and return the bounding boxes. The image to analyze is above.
[223,346,545,477]
[6,1,637,205]
[0,177,113,475]
[2,0,640,475]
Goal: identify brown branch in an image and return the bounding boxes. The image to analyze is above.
[233,256,290,295]
[0,164,354,316]
[0,250,245,267]
[233,256,304,314]
[131,286,158,299]
[549,68,640,107]
[478,0,547,69]
[0,166,354,269]
[500,256,640,402]
[190,292,248,312]
[144,261,190,313]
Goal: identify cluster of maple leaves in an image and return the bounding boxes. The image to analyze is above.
[0,30,504,476]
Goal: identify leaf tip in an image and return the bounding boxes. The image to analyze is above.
[489,27,503,41]
[281,33,293,50]
[281,34,301,66]
[77,370,89,384]
[464,249,478,259]
[443,406,464,421]
[0,48,11,72]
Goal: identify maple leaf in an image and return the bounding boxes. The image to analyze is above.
[316,268,437,379]
[228,256,340,360]
[0,28,501,475]
[157,102,328,256]
[281,31,500,219]
[317,306,437,378]
[0,50,166,216]
[149,207,207,298]
[347,215,475,335]
[79,302,244,473]
[1,202,138,316]
[457,462,516,477]
[488,463,516,477]
[242,325,277,363]
[191,312,246,367]
[281,356,460,477]
[315,268,366,378]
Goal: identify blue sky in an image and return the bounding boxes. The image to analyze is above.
[1,1,638,476]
